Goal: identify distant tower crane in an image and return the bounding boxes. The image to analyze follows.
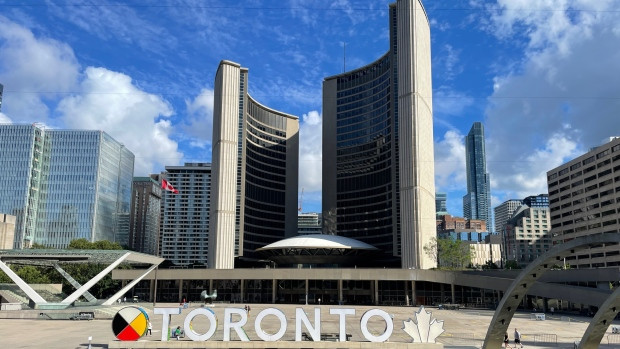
[298,187,304,212]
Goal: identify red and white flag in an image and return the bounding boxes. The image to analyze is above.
[161,178,179,194]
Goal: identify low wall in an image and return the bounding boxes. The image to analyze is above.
[109,341,443,349]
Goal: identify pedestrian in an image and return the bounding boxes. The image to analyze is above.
[504,332,512,348]
[147,321,152,335]
[123,296,127,303]
[244,305,248,313]
[514,328,523,348]
[550,306,555,315]
[247,305,251,316]
[174,326,182,340]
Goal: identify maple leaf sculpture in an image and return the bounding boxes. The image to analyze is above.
[402,306,445,343]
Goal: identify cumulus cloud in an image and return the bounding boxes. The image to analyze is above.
[482,0,620,198]
[57,67,180,176]
[298,110,322,211]
[183,88,214,148]
[0,112,11,123]
[434,130,466,192]
[0,15,79,122]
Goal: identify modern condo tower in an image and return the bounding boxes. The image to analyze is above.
[209,61,299,269]
[322,0,436,269]
[463,122,492,230]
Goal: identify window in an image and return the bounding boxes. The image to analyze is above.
[583,156,595,165]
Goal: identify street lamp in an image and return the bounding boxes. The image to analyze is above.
[318,297,321,306]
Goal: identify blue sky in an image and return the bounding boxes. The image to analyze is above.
[1,0,619,218]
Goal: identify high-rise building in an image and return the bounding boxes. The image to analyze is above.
[504,205,551,266]
[129,177,162,256]
[209,61,299,269]
[436,193,448,216]
[0,124,134,248]
[493,199,522,234]
[0,83,3,112]
[547,137,620,268]
[463,122,492,230]
[159,163,211,266]
[323,0,435,269]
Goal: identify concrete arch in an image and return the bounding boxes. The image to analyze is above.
[483,233,620,349]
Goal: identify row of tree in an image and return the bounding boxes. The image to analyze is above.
[424,237,521,270]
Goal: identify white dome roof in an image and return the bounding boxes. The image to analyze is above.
[257,234,378,251]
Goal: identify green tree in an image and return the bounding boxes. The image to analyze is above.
[15,265,51,284]
[482,260,499,270]
[30,242,48,249]
[505,260,521,269]
[424,237,473,270]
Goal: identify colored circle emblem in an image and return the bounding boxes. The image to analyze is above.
[112,306,149,341]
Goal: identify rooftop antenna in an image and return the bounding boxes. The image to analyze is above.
[343,42,346,72]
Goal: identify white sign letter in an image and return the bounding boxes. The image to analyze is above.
[154,307,181,342]
[329,308,355,342]
[295,308,321,341]
[184,308,217,341]
[255,308,287,341]
[360,309,393,342]
[224,308,250,341]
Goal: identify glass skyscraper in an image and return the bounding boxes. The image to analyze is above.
[322,0,436,269]
[0,124,134,248]
[463,122,492,230]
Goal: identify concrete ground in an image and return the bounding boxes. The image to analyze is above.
[0,303,618,348]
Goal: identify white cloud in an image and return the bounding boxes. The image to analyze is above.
[57,67,181,176]
[0,15,79,122]
[183,88,214,146]
[0,112,12,123]
[482,0,620,199]
[298,110,322,210]
[434,130,466,192]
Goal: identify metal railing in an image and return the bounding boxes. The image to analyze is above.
[523,333,557,346]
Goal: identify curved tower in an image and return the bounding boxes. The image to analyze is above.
[210,61,299,269]
[322,0,435,269]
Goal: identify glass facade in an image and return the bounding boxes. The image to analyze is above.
[0,124,134,248]
[160,163,211,265]
[323,6,400,260]
[463,122,492,230]
[129,177,161,256]
[242,95,290,259]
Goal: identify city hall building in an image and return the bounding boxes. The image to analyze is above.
[322,0,436,269]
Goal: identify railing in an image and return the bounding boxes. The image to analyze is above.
[437,332,482,347]
[523,333,557,346]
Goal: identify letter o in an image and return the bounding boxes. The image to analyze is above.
[184,308,217,341]
[255,308,287,341]
[360,309,393,342]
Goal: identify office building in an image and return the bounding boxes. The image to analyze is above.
[494,199,522,234]
[463,122,492,230]
[129,177,162,256]
[159,163,211,266]
[504,205,551,267]
[436,193,448,216]
[298,213,322,235]
[0,213,16,249]
[0,124,134,248]
[209,61,299,269]
[547,137,620,268]
[322,0,435,269]
[523,194,549,207]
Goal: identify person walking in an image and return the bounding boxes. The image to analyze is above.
[514,328,523,348]
[504,332,512,348]
[147,321,152,335]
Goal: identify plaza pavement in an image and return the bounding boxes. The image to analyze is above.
[1,303,619,348]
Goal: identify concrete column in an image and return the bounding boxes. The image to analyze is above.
[178,279,184,303]
[338,279,343,304]
[209,279,213,294]
[405,281,410,306]
[305,279,309,305]
[272,279,277,304]
[374,280,379,306]
[240,279,245,303]
[451,283,456,304]
[440,283,445,303]
[150,279,155,302]
[411,281,416,306]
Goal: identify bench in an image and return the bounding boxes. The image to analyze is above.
[70,313,93,320]
[302,332,352,341]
